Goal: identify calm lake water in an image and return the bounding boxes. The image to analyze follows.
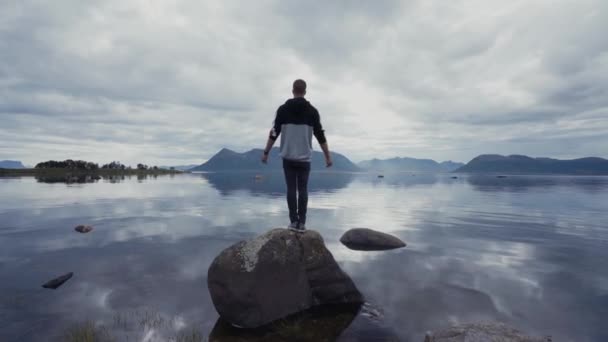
[1,173,607,341]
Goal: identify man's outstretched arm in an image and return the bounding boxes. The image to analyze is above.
[313,112,332,167]
[262,114,281,163]
[261,133,276,164]
[320,142,332,167]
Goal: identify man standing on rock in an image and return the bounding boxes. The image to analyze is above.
[261,79,332,231]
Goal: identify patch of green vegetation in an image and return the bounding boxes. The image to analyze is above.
[173,328,206,342]
[111,312,129,331]
[137,309,165,329]
[62,321,115,342]
[63,310,206,342]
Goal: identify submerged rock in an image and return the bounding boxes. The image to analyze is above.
[424,322,550,342]
[74,225,93,233]
[42,272,73,289]
[207,229,363,328]
[340,228,406,251]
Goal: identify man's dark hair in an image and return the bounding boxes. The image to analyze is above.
[292,79,307,95]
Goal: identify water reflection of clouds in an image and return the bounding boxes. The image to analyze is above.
[1,233,234,341]
[3,181,293,254]
[316,180,459,233]
[474,240,535,268]
[325,176,607,341]
[345,246,592,341]
[200,171,356,197]
[1,174,608,341]
[329,243,392,264]
[372,222,606,341]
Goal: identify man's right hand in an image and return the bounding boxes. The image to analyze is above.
[326,157,333,168]
[261,153,269,164]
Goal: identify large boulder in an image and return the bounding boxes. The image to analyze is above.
[424,322,551,342]
[207,229,363,328]
[340,228,406,251]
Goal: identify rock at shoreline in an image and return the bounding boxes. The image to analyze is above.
[42,272,73,289]
[74,225,93,233]
[424,322,551,342]
[340,228,406,251]
[207,228,363,328]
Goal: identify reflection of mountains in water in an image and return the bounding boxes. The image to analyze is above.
[465,175,608,193]
[360,173,608,192]
[360,173,441,188]
[200,172,356,196]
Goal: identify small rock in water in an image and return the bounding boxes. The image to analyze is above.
[340,228,406,251]
[451,176,458,179]
[74,225,93,233]
[377,175,384,178]
[42,272,73,289]
[496,175,508,178]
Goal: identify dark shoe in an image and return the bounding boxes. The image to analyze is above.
[297,222,306,231]
[288,222,299,231]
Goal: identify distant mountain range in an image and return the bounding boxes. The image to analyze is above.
[0,160,25,169]
[456,154,608,175]
[357,157,464,173]
[7,153,607,175]
[189,148,359,172]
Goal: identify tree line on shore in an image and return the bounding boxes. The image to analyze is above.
[35,160,164,171]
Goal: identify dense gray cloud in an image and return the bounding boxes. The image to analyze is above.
[1,0,607,166]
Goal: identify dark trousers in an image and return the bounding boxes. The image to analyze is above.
[282,159,311,224]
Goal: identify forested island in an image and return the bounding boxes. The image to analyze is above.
[0,159,182,183]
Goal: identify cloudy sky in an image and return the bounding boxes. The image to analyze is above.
[1,0,607,166]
